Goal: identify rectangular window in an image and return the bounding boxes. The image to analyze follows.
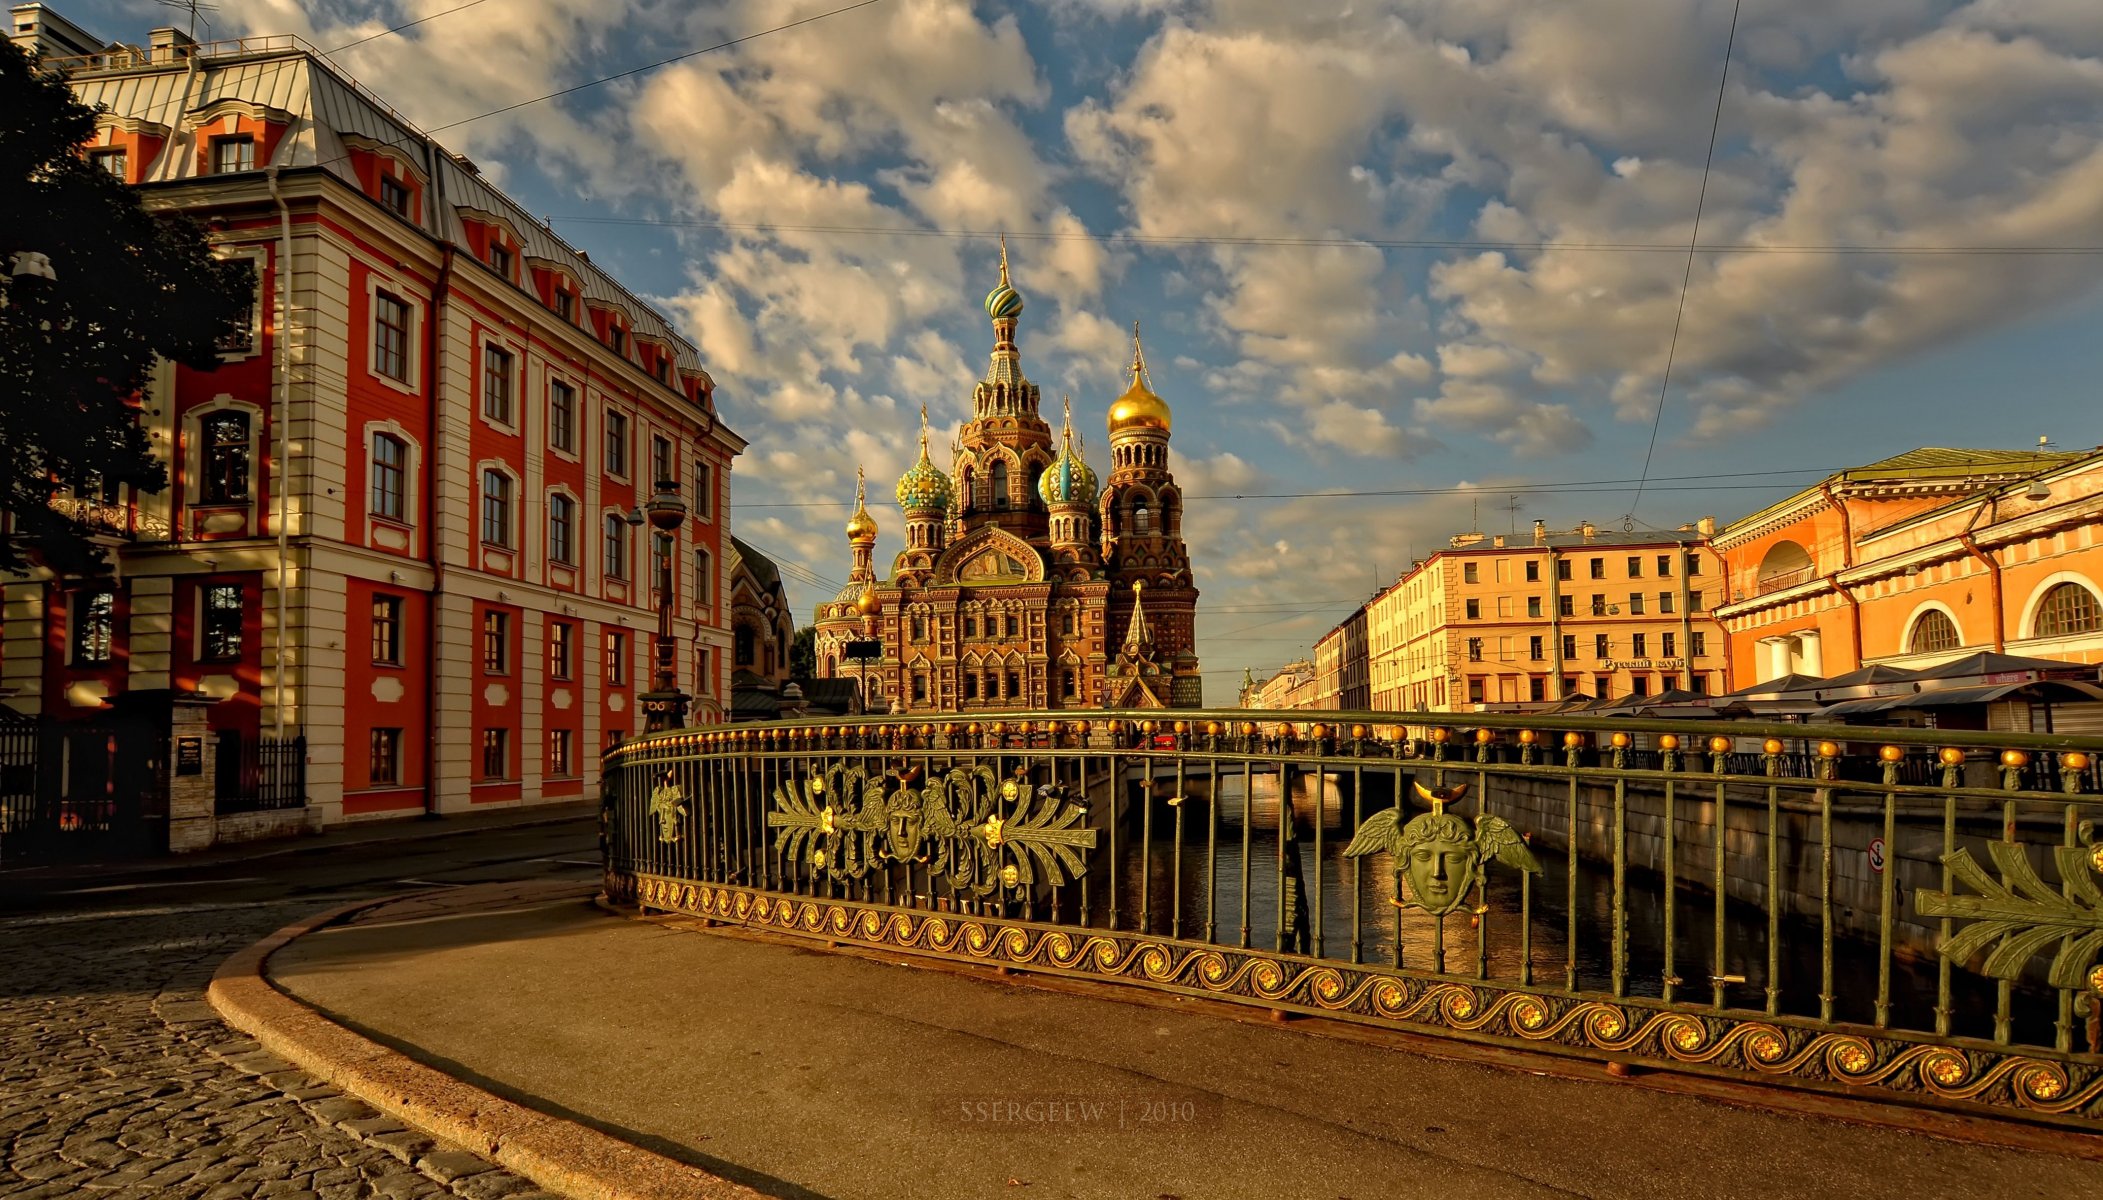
[1690,590,1705,613]
[1529,635,1544,661]
[369,728,402,786]
[1468,678,1485,704]
[652,435,673,488]
[1530,677,1546,702]
[211,135,254,174]
[549,621,574,680]
[200,411,250,504]
[381,175,410,217]
[1628,592,1645,615]
[482,344,514,424]
[549,381,576,453]
[963,674,978,700]
[912,675,927,702]
[1556,559,1572,581]
[1006,671,1020,699]
[1589,558,1605,579]
[482,610,509,674]
[202,584,243,661]
[1464,598,1480,620]
[603,514,628,580]
[1662,632,1677,657]
[71,589,115,666]
[1498,636,1513,661]
[1686,553,1703,576]
[608,325,626,356]
[695,647,711,696]
[1691,631,1707,658]
[481,728,508,779]
[1524,560,1539,582]
[554,290,574,321]
[1632,633,1648,658]
[1690,673,1709,695]
[964,616,978,638]
[373,292,410,382]
[1631,676,1649,697]
[1658,592,1675,614]
[1060,612,1074,636]
[604,411,629,476]
[371,595,402,664]
[1590,593,1607,615]
[1562,634,1577,660]
[481,470,512,547]
[1626,556,1641,578]
[489,243,514,279]
[548,493,575,565]
[1557,595,1573,617]
[605,631,626,686]
[1526,596,1542,618]
[1594,633,1610,660]
[371,433,406,521]
[91,148,126,179]
[549,729,573,778]
[1005,615,1019,637]
[1462,562,1478,583]
[1657,555,1672,578]
[693,548,711,606]
[693,460,712,518]
[1467,637,1482,662]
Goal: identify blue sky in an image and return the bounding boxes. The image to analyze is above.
[73,0,2103,695]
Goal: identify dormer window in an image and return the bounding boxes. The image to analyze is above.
[211,135,255,174]
[554,290,573,321]
[91,148,127,180]
[608,326,626,356]
[653,358,670,384]
[381,176,410,217]
[489,243,514,280]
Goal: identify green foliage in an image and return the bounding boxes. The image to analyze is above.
[0,39,255,573]
[789,625,817,680]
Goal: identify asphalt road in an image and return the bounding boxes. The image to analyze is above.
[0,811,598,1200]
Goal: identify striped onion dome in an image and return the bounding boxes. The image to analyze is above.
[984,235,1024,322]
[1038,398,1097,508]
[895,407,953,512]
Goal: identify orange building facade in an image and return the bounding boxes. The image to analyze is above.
[1713,447,2103,683]
[1,19,741,824]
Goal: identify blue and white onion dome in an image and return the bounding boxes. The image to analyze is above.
[895,405,954,512]
[1038,397,1098,508]
[984,235,1024,322]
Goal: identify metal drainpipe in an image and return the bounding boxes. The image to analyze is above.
[423,245,455,815]
[266,167,293,741]
[1957,492,2006,652]
[1816,481,1859,668]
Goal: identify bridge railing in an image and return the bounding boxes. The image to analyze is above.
[600,709,2103,1131]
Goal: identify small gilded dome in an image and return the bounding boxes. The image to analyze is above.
[855,582,882,616]
[1039,397,1098,507]
[1107,321,1170,437]
[895,406,954,512]
[845,467,878,542]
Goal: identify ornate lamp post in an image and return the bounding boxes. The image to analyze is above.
[637,479,689,732]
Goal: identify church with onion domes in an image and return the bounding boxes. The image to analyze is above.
[810,244,1202,712]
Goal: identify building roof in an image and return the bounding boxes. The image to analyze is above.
[1722,447,2085,539]
[728,537,781,593]
[50,31,709,383]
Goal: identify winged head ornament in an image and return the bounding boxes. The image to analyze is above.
[649,771,687,844]
[1344,780,1542,915]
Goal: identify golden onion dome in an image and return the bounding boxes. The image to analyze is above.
[845,466,878,542]
[855,582,882,615]
[1107,321,1170,437]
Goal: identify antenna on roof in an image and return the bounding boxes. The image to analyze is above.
[153,0,218,39]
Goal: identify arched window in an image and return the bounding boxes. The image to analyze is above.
[990,460,1010,509]
[1132,504,1151,535]
[371,433,407,521]
[480,470,512,547]
[2035,582,2102,637]
[1908,609,1960,653]
[735,626,755,667]
[603,513,628,580]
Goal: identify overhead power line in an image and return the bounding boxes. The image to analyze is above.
[323,0,494,54]
[547,214,2103,257]
[1626,0,1742,521]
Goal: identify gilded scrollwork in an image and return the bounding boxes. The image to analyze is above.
[765,764,1096,895]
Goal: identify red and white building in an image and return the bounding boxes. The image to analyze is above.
[2,9,744,824]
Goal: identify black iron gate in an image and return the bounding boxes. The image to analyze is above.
[0,712,169,864]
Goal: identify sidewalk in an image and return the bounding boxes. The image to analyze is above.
[0,801,596,887]
[261,883,2103,1200]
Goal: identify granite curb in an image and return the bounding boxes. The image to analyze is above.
[207,889,766,1200]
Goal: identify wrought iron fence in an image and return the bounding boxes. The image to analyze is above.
[600,709,2103,1131]
[214,733,307,815]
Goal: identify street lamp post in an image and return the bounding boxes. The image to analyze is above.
[637,480,690,732]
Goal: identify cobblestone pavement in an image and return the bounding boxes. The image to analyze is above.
[0,818,595,1199]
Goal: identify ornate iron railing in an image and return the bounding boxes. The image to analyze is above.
[600,709,2103,1130]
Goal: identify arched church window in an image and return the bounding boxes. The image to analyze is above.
[1133,504,1151,535]
[1062,670,1077,698]
[991,460,1010,509]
